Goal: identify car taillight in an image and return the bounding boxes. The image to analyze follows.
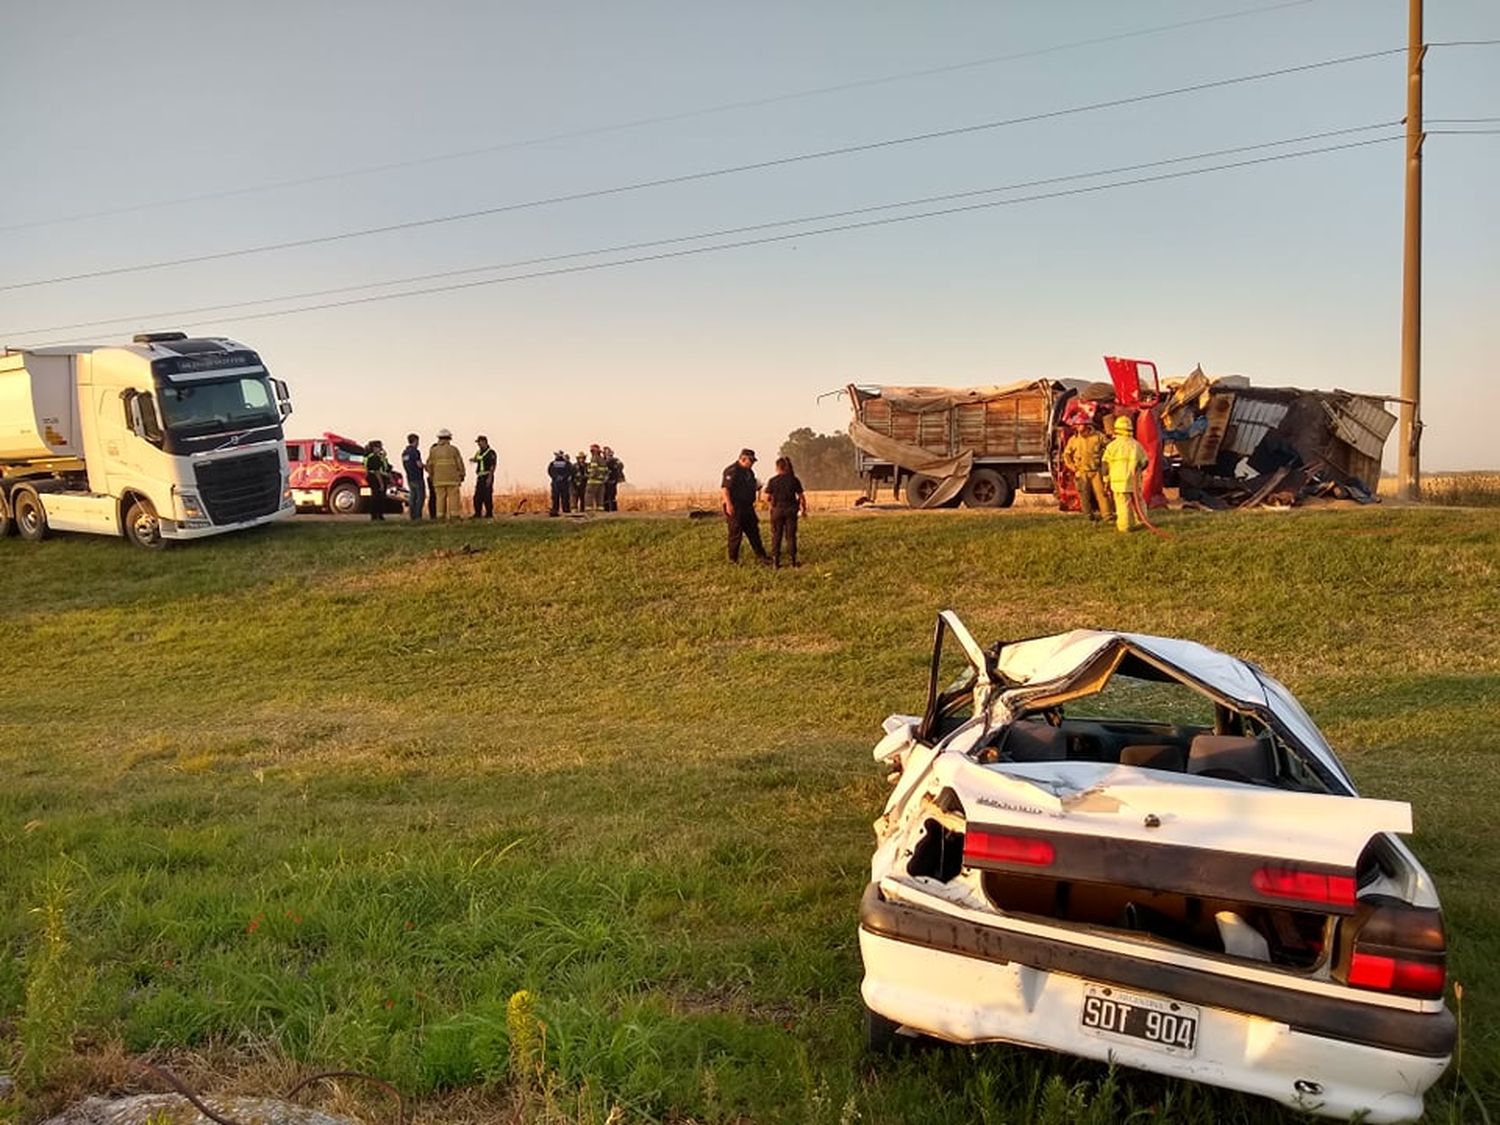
[1339,898,1446,1000]
[1251,864,1357,908]
[963,829,1054,867]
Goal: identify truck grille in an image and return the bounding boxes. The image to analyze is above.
[194,450,282,525]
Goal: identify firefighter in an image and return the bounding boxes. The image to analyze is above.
[471,435,497,519]
[363,440,392,521]
[721,448,771,564]
[584,443,608,511]
[1103,415,1149,533]
[427,429,465,520]
[571,451,589,512]
[547,450,573,516]
[602,446,625,512]
[1062,416,1111,523]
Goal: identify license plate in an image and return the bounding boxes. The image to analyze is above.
[1080,985,1199,1056]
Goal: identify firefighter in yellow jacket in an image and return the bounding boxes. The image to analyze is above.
[426,428,466,520]
[1061,417,1111,523]
[1102,415,1149,532]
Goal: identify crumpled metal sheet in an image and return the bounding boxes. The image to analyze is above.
[41,1094,355,1125]
[847,419,973,506]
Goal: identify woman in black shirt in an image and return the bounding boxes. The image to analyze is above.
[763,457,808,567]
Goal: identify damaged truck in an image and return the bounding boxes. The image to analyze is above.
[860,612,1453,1122]
[845,357,1396,511]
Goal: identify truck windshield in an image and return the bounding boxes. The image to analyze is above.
[157,375,279,437]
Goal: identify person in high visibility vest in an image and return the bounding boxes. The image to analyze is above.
[584,443,608,511]
[471,436,497,519]
[427,429,465,520]
[363,440,392,522]
[1102,415,1149,533]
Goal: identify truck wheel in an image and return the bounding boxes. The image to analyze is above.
[0,492,12,537]
[329,481,361,515]
[962,469,1015,509]
[12,487,48,542]
[905,474,942,508]
[124,498,166,550]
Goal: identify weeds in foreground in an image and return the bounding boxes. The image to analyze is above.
[16,864,91,1091]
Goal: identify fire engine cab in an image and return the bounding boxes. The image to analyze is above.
[285,431,405,515]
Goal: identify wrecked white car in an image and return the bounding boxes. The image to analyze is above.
[860,612,1453,1123]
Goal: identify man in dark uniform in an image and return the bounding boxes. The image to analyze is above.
[547,450,572,516]
[471,435,497,519]
[720,448,770,564]
[571,451,588,512]
[363,440,392,521]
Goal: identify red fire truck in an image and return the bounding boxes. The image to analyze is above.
[285,432,405,515]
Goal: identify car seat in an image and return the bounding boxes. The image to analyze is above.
[1187,734,1274,782]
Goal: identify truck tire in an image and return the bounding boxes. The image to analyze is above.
[124,498,166,550]
[905,474,942,508]
[12,486,48,542]
[962,469,1015,509]
[329,480,361,515]
[0,491,12,537]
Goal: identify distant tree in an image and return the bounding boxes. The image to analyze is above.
[778,428,861,490]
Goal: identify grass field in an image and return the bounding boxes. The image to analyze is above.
[1,507,1497,1124]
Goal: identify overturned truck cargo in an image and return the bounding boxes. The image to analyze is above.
[846,362,1398,511]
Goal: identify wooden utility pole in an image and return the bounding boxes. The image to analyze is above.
[1397,0,1424,499]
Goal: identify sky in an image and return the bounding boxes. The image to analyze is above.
[2,0,1496,487]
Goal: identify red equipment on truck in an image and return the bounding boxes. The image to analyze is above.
[285,432,405,515]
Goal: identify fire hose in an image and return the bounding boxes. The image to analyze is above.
[1128,490,1175,541]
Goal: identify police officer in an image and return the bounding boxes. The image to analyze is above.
[547,450,573,516]
[471,436,497,519]
[571,451,589,513]
[363,439,392,522]
[1061,416,1111,523]
[721,448,771,564]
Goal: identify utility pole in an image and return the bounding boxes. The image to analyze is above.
[1397,0,1424,500]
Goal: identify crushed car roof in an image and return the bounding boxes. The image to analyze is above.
[991,628,1354,792]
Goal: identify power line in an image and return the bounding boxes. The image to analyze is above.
[1427,39,1500,47]
[1426,116,1500,124]
[15,135,1398,343]
[0,123,1400,339]
[0,0,1322,235]
[0,48,1403,295]
[1428,128,1500,135]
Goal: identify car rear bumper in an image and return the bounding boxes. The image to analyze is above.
[859,883,1451,1123]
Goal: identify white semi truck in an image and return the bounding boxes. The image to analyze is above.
[0,332,295,548]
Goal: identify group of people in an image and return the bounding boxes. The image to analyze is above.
[1061,413,1150,532]
[362,430,497,521]
[721,448,808,568]
[545,445,626,516]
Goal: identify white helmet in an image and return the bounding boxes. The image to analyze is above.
[436,428,452,439]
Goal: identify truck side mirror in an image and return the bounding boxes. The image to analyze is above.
[124,391,165,447]
[273,378,293,419]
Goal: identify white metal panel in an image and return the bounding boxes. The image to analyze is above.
[1223,399,1288,456]
[1327,397,1397,460]
[39,492,119,535]
[0,354,80,460]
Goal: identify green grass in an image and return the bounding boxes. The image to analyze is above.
[1,507,1497,1123]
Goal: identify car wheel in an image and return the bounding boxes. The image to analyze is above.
[124,498,166,550]
[12,486,48,542]
[863,1004,904,1054]
[329,481,361,515]
[962,468,1015,509]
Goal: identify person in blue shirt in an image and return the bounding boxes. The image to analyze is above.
[401,434,424,521]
